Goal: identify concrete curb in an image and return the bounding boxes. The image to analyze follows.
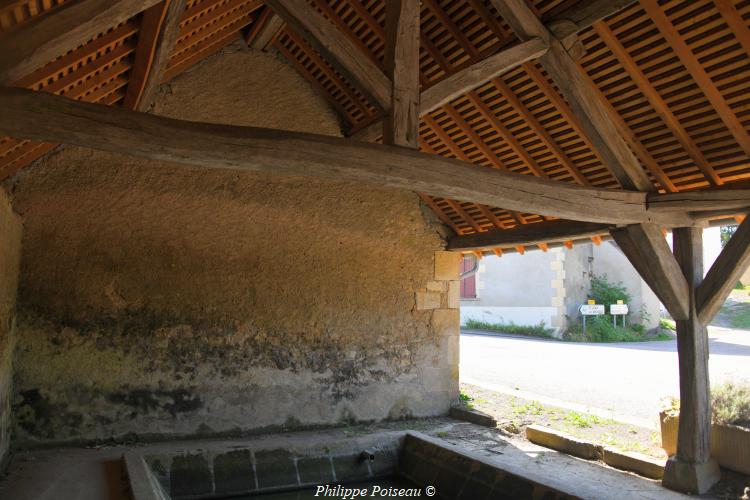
[602,446,665,480]
[526,425,602,460]
[449,406,497,427]
[526,425,667,480]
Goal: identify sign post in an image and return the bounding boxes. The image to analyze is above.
[609,300,629,327]
[579,301,605,336]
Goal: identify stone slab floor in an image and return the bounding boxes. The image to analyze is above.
[0,419,695,500]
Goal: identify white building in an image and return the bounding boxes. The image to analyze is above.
[460,227,723,337]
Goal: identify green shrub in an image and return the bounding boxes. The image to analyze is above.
[712,381,750,426]
[660,318,676,331]
[563,274,662,342]
[563,315,640,342]
[463,319,553,338]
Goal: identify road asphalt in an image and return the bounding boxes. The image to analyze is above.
[460,326,750,428]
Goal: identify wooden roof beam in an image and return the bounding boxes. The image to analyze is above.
[0,87,696,226]
[0,0,162,85]
[490,0,653,192]
[353,37,548,142]
[610,223,690,320]
[266,0,390,110]
[448,220,612,251]
[546,0,636,45]
[123,0,187,111]
[648,190,750,215]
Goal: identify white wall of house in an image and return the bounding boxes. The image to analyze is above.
[460,241,662,336]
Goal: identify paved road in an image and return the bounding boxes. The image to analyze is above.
[460,327,750,428]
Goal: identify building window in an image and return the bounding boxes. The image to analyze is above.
[460,256,476,299]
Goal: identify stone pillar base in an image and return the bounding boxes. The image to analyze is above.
[661,456,720,494]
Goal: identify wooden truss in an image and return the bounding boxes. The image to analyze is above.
[3,2,750,493]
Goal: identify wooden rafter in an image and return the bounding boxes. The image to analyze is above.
[449,220,611,251]
[0,0,161,85]
[490,0,653,191]
[266,0,390,110]
[574,62,678,193]
[466,90,549,178]
[0,87,698,226]
[593,21,721,187]
[640,0,750,160]
[123,0,187,111]
[442,104,510,171]
[491,76,588,186]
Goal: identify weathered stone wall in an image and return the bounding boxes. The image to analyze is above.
[0,188,22,464]
[8,46,459,446]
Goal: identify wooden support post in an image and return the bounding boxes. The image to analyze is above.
[383,0,420,148]
[662,227,720,494]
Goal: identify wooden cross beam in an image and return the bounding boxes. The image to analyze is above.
[609,224,690,320]
[352,37,548,142]
[0,0,163,85]
[448,220,612,251]
[265,0,391,110]
[490,0,653,192]
[0,86,699,226]
[352,0,636,143]
[123,0,187,111]
[647,190,750,215]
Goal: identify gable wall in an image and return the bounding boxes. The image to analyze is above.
[8,46,459,445]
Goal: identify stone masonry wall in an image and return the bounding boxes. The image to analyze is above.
[7,45,459,446]
[0,188,22,465]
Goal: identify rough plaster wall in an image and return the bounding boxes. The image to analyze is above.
[0,188,22,464]
[9,46,457,446]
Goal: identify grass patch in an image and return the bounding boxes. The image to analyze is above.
[564,317,669,342]
[463,319,554,338]
[512,399,546,417]
[563,410,602,429]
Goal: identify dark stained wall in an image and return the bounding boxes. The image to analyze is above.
[0,188,21,464]
[8,45,460,445]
